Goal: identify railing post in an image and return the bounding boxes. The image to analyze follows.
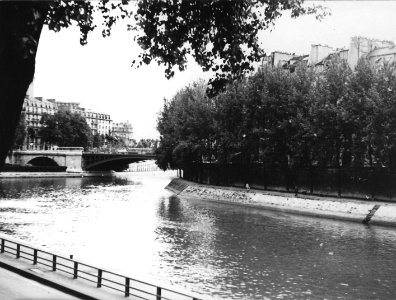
[97,269,102,288]
[33,249,38,264]
[52,255,57,271]
[156,287,161,300]
[125,278,130,297]
[73,262,78,279]
[16,244,20,259]
[1,239,4,253]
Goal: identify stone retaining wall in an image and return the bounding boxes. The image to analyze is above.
[166,178,396,227]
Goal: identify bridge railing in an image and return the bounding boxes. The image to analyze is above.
[13,147,84,153]
[57,147,84,152]
[127,148,154,155]
[83,149,155,156]
[0,237,202,300]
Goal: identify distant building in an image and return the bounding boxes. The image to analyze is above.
[83,109,112,136]
[309,44,334,65]
[347,36,394,70]
[262,51,295,68]
[57,102,112,136]
[310,37,396,71]
[22,96,58,149]
[263,36,396,73]
[57,101,82,114]
[283,54,309,72]
[312,47,349,71]
[366,44,396,68]
[112,121,134,147]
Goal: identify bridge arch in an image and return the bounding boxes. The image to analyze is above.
[27,156,59,167]
[84,158,150,171]
[82,153,155,171]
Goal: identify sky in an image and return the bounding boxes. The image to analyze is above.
[33,1,396,140]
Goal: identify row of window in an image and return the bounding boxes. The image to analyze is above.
[23,107,56,114]
[24,102,55,109]
[26,121,41,128]
[85,114,111,120]
[26,114,42,120]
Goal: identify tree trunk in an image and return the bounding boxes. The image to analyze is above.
[0,2,47,170]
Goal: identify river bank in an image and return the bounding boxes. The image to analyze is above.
[0,171,115,179]
[167,178,396,227]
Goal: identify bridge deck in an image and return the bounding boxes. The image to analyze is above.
[82,153,155,171]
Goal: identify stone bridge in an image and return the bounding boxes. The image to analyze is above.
[7,148,156,172]
[9,148,84,172]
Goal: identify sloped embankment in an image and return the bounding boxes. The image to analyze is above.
[166,178,396,227]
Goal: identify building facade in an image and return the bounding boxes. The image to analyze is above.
[112,121,134,147]
[262,51,295,68]
[22,96,58,149]
[21,97,116,149]
[264,36,396,72]
[84,109,112,136]
[347,36,394,70]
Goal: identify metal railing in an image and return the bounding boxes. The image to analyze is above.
[0,237,201,300]
[57,147,84,152]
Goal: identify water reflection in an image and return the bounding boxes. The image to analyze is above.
[154,197,396,299]
[0,173,396,299]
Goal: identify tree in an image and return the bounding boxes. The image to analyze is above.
[92,133,105,149]
[0,0,325,170]
[156,80,215,169]
[136,139,159,148]
[134,1,326,93]
[157,58,396,172]
[12,112,27,149]
[105,134,126,149]
[39,111,92,148]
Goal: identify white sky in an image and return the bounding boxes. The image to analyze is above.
[33,1,396,140]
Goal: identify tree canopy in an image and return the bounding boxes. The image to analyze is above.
[156,59,396,171]
[133,1,327,94]
[40,0,327,93]
[39,111,93,148]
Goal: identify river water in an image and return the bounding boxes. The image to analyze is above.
[0,172,396,299]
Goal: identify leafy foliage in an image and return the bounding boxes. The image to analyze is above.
[40,0,327,93]
[156,59,396,171]
[133,0,327,94]
[39,111,92,148]
[156,80,216,169]
[136,139,158,148]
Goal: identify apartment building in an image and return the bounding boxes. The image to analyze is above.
[264,36,396,72]
[84,109,112,136]
[112,121,134,147]
[22,96,58,148]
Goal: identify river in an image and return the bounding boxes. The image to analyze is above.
[0,172,396,299]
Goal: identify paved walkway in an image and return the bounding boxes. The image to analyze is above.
[0,267,79,299]
[0,250,128,300]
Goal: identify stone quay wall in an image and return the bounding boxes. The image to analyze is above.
[166,178,396,227]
